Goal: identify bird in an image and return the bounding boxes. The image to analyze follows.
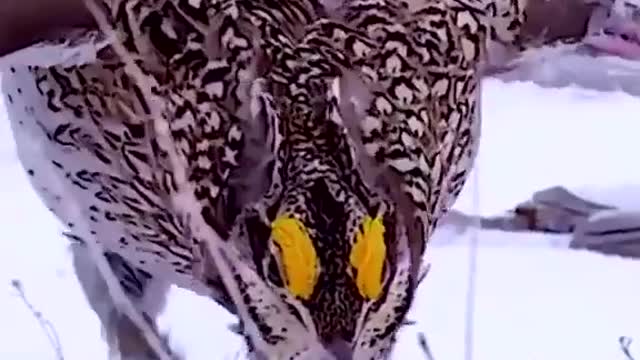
[0,0,636,359]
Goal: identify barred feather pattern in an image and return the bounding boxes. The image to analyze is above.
[2,0,548,358]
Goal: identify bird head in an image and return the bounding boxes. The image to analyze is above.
[222,102,419,359]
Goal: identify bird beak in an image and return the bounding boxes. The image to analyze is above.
[322,338,353,360]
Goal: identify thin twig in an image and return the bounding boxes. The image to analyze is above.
[620,336,637,360]
[463,160,481,360]
[10,279,65,360]
[417,332,435,360]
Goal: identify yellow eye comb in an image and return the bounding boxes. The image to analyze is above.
[270,216,319,300]
[350,215,386,300]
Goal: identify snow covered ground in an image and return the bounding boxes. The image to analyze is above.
[2,78,640,360]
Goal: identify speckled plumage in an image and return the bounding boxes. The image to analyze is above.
[1,0,544,358]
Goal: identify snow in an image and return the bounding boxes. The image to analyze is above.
[2,78,640,359]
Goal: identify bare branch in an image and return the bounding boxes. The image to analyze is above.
[463,163,482,360]
[620,336,637,360]
[417,332,435,360]
[10,279,65,360]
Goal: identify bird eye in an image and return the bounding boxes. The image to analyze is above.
[269,215,320,300]
[349,215,387,300]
